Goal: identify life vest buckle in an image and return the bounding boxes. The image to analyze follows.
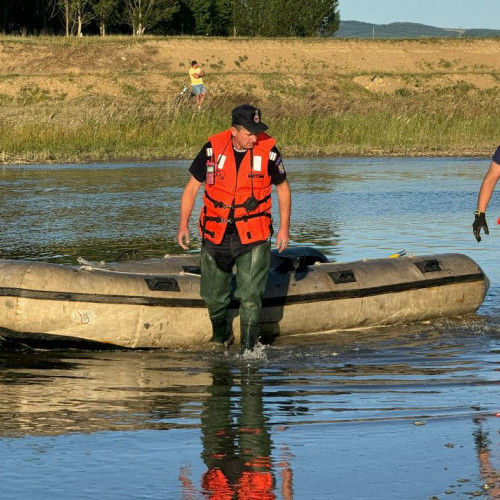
[242,195,259,212]
[216,216,234,224]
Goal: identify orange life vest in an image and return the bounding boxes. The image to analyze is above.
[238,471,275,500]
[199,129,276,245]
[202,468,275,500]
[202,469,233,500]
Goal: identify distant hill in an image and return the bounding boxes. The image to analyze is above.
[336,21,500,39]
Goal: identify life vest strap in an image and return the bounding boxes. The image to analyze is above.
[203,211,271,225]
[204,190,271,210]
[201,227,216,238]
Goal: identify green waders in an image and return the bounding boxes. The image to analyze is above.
[200,247,234,347]
[200,241,271,353]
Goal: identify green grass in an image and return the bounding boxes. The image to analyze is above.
[1,106,497,164]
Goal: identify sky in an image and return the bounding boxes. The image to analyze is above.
[338,0,500,30]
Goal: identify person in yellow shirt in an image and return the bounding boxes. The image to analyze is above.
[189,60,206,109]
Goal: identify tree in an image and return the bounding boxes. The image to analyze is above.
[93,0,120,35]
[232,0,267,36]
[123,0,179,35]
[292,0,339,37]
[232,0,339,37]
[0,0,57,35]
[0,0,339,36]
[55,0,95,36]
[166,0,195,34]
[318,0,339,36]
[212,0,233,36]
[186,0,212,35]
[54,0,70,35]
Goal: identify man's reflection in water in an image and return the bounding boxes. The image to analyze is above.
[474,417,500,497]
[180,361,293,499]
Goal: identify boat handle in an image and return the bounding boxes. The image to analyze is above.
[328,269,356,284]
[144,277,181,291]
[182,265,201,275]
[414,259,441,273]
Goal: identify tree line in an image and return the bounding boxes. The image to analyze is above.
[0,0,339,37]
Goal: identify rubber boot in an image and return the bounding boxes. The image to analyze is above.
[209,313,234,348]
[240,321,260,354]
[200,246,234,347]
[234,242,270,354]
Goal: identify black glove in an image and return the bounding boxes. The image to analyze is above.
[473,211,489,242]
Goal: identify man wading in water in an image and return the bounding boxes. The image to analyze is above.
[177,104,291,353]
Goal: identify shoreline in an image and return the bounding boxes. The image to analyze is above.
[0,151,492,167]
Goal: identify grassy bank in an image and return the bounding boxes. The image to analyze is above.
[1,88,497,163]
[2,112,497,164]
[0,37,499,163]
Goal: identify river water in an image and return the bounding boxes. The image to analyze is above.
[1,157,500,499]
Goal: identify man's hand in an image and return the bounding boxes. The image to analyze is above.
[177,176,202,250]
[177,226,190,250]
[473,211,489,242]
[275,228,290,253]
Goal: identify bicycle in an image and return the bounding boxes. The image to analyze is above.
[169,85,195,116]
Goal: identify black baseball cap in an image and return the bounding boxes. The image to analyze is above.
[231,104,268,134]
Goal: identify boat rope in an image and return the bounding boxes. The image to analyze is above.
[76,262,200,277]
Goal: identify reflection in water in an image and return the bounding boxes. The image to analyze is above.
[474,418,500,497]
[1,322,500,498]
[180,361,293,499]
[0,348,214,437]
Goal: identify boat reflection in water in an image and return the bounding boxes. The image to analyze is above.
[0,348,211,437]
[0,346,294,498]
[2,323,500,498]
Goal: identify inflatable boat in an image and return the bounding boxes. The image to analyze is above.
[0,248,489,349]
